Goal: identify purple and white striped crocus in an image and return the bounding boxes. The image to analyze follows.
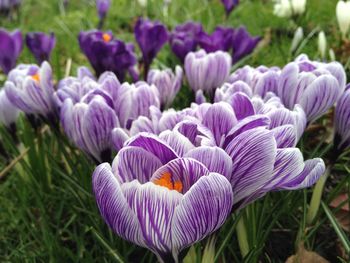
[0,29,23,74]
[334,84,350,154]
[185,49,231,99]
[276,55,346,123]
[0,89,20,128]
[147,66,183,109]
[93,133,233,263]
[61,89,119,163]
[4,62,56,120]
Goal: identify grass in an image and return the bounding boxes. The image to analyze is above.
[0,0,350,262]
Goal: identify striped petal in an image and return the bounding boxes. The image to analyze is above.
[171,173,233,256]
[159,130,195,157]
[228,92,255,120]
[271,125,297,148]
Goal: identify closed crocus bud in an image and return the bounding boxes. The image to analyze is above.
[96,0,110,19]
[114,81,160,128]
[274,0,293,18]
[318,31,327,59]
[290,27,304,54]
[61,90,119,163]
[336,1,350,38]
[134,18,168,77]
[221,0,239,16]
[277,55,346,123]
[147,66,183,109]
[291,0,307,15]
[5,62,56,119]
[231,26,261,64]
[185,49,232,98]
[334,85,350,154]
[78,30,137,81]
[0,89,20,128]
[0,29,23,74]
[169,21,203,62]
[25,32,56,64]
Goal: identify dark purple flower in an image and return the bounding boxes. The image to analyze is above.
[169,21,203,62]
[0,29,23,74]
[93,133,233,262]
[78,30,137,81]
[231,26,261,64]
[134,18,168,77]
[96,0,110,19]
[221,0,239,16]
[25,32,56,64]
[197,26,234,53]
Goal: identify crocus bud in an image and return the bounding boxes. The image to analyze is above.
[0,89,20,128]
[318,31,327,60]
[25,32,56,64]
[336,0,350,38]
[137,0,147,7]
[185,49,232,98]
[96,0,110,19]
[5,62,56,119]
[273,0,306,18]
[147,66,183,109]
[290,27,304,54]
[134,18,168,78]
[169,21,203,62]
[220,0,239,17]
[0,29,23,74]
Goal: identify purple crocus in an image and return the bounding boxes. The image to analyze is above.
[25,32,56,64]
[169,21,203,62]
[0,89,20,128]
[147,66,183,109]
[0,29,23,74]
[78,30,137,81]
[231,26,261,64]
[221,0,239,16]
[96,0,111,28]
[197,26,234,53]
[334,84,350,154]
[4,62,56,119]
[185,49,231,98]
[93,133,233,262]
[134,18,168,77]
[276,55,346,123]
[61,89,119,163]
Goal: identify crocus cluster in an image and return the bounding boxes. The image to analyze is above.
[169,22,261,65]
[273,0,307,18]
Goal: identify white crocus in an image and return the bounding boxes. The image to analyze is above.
[273,0,307,18]
[318,31,327,59]
[336,1,350,38]
[137,0,147,7]
[290,27,304,53]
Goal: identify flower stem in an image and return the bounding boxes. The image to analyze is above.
[236,215,249,258]
[306,166,332,225]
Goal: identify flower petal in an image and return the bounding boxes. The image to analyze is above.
[159,130,195,157]
[271,125,297,148]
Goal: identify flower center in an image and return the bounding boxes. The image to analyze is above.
[102,33,112,42]
[153,172,183,193]
[31,73,40,82]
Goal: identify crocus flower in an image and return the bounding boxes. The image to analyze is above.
[0,29,23,74]
[318,31,327,59]
[334,84,350,154]
[93,133,233,262]
[276,55,346,122]
[273,0,307,18]
[78,30,137,81]
[169,21,203,62]
[0,0,21,13]
[5,62,56,119]
[336,0,350,38]
[25,32,56,64]
[61,89,119,163]
[96,0,110,20]
[197,26,234,53]
[147,66,183,109]
[134,18,168,77]
[290,27,304,54]
[185,49,231,98]
[231,26,261,64]
[221,0,239,16]
[0,89,20,128]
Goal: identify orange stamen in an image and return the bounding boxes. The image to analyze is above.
[102,33,112,42]
[31,73,40,82]
[154,172,183,193]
